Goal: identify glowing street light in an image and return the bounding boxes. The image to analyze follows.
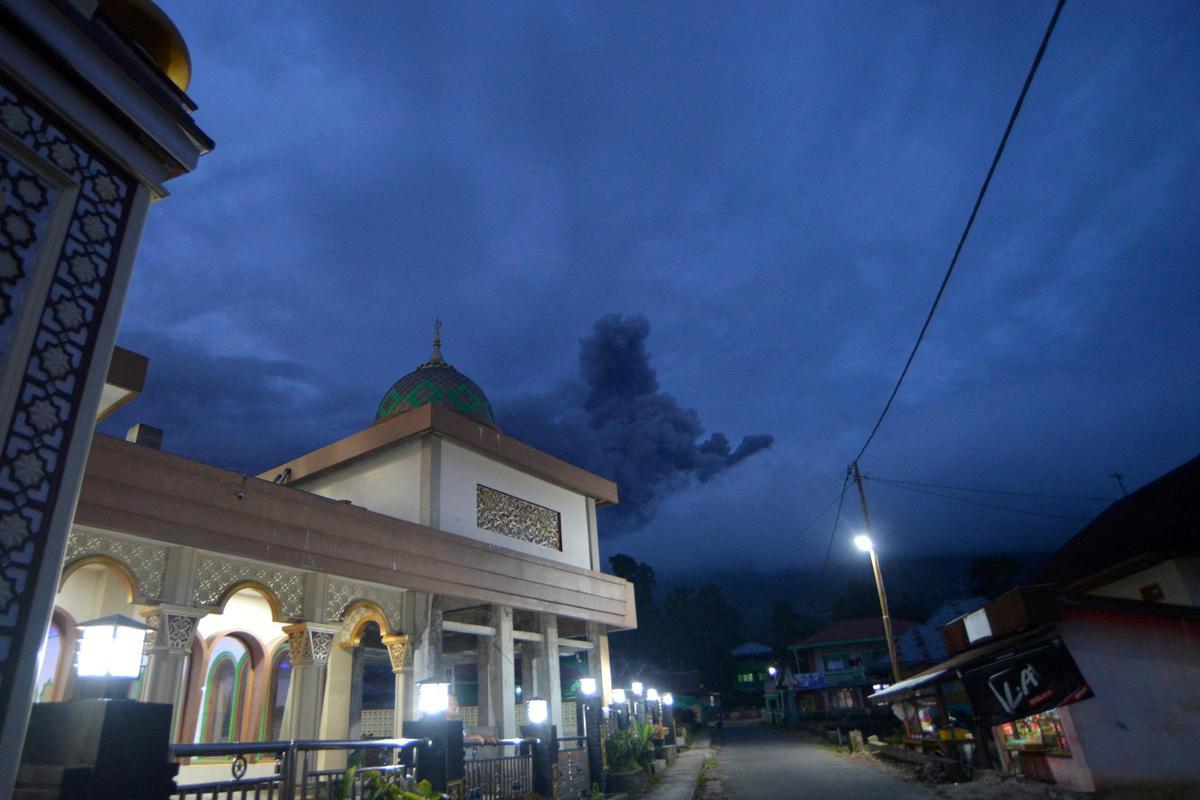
[579,677,597,696]
[611,688,626,704]
[853,532,901,684]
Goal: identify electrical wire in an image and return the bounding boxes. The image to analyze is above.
[818,470,853,577]
[851,0,1068,466]
[866,475,1108,502]
[780,492,842,552]
[870,478,1092,521]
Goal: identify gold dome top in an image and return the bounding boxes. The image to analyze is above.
[99,0,192,92]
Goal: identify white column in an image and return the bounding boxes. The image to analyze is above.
[281,623,339,740]
[587,623,614,705]
[139,605,206,740]
[536,614,563,731]
[490,605,516,738]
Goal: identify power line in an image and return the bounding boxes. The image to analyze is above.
[851,0,1068,465]
[780,492,842,552]
[819,470,853,577]
[866,475,1108,502]
[869,478,1092,522]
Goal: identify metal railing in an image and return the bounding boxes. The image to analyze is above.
[461,737,534,800]
[170,737,426,800]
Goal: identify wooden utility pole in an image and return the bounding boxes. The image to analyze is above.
[851,462,902,685]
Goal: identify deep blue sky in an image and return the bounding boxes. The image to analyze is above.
[102,1,1200,576]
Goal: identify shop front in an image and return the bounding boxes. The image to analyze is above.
[959,634,1093,786]
[870,626,1094,782]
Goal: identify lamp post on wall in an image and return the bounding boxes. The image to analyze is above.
[611,688,628,730]
[74,614,150,699]
[576,678,603,792]
[646,688,660,725]
[662,693,676,742]
[521,698,555,798]
[18,614,178,797]
[854,535,902,684]
[404,681,462,792]
[630,681,643,723]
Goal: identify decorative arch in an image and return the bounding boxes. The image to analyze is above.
[213,580,284,622]
[59,554,137,602]
[336,600,392,649]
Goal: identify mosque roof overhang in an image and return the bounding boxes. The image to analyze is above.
[261,403,619,507]
[96,346,148,421]
[76,433,636,629]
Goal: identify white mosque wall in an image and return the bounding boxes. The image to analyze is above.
[437,440,593,569]
[300,439,423,523]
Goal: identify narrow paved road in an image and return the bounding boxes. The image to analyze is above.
[716,720,936,799]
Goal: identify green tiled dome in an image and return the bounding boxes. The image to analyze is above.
[375,325,497,428]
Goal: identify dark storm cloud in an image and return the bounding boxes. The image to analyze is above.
[501,315,773,532]
[106,1,1200,572]
[101,331,366,475]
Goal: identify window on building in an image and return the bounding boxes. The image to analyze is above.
[199,636,251,743]
[827,688,856,709]
[823,654,849,671]
[1000,709,1072,757]
[264,644,291,741]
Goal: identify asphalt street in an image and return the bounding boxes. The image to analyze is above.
[715,721,937,800]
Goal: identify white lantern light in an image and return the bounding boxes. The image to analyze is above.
[631,681,644,696]
[768,666,778,677]
[579,677,597,696]
[526,697,549,724]
[662,693,674,706]
[646,688,660,702]
[612,688,627,704]
[854,534,874,552]
[417,681,450,717]
[75,614,149,679]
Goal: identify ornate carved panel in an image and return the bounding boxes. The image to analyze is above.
[284,622,335,666]
[382,633,411,672]
[142,607,203,652]
[0,150,58,355]
[476,484,562,551]
[63,529,166,600]
[191,554,304,619]
[0,78,137,721]
[325,578,405,630]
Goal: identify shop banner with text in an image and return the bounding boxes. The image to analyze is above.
[960,637,1092,725]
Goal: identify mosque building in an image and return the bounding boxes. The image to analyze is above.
[36,326,635,780]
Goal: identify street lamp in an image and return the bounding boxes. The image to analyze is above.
[853,534,902,684]
[646,687,660,724]
[630,681,643,721]
[75,614,149,698]
[661,692,676,741]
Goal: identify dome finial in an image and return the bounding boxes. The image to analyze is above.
[421,318,448,368]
